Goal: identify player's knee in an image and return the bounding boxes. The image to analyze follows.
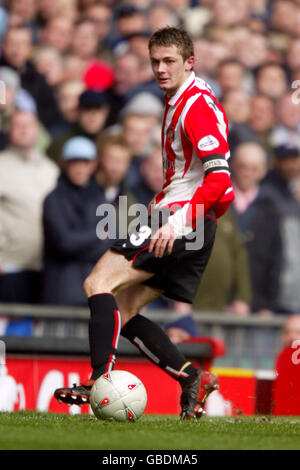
[83,274,94,297]
[83,273,111,298]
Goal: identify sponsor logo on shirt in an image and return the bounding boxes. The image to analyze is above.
[197,135,219,151]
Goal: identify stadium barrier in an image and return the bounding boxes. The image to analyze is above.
[0,302,287,369]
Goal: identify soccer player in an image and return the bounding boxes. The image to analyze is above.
[54,27,235,419]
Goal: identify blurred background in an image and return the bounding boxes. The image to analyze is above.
[0,0,300,416]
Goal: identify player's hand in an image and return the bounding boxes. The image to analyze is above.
[148,222,175,258]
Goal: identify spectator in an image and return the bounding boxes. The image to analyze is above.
[114,4,148,42]
[270,0,297,35]
[48,79,85,138]
[216,59,247,97]
[231,142,281,314]
[95,132,134,205]
[286,38,300,73]
[71,19,99,64]
[118,92,163,188]
[37,0,78,26]
[223,88,255,155]
[0,26,59,128]
[194,37,234,96]
[211,0,251,27]
[83,2,113,49]
[106,51,143,126]
[282,314,300,347]
[222,89,252,126]
[192,208,251,315]
[270,92,300,151]
[255,63,288,101]
[236,32,269,70]
[165,316,199,344]
[0,66,51,152]
[33,46,64,88]
[7,0,39,40]
[148,2,180,32]
[131,144,164,208]
[47,89,109,162]
[60,53,86,82]
[42,136,108,306]
[121,97,161,153]
[0,66,22,138]
[248,94,276,161]
[114,32,164,100]
[40,16,74,53]
[0,110,58,303]
[262,145,300,313]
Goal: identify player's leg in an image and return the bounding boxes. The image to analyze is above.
[118,286,198,385]
[85,249,156,379]
[116,284,218,418]
[53,249,154,406]
[115,283,164,326]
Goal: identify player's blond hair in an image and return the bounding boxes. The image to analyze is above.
[148,27,194,62]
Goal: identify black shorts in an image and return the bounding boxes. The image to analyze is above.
[111,210,217,304]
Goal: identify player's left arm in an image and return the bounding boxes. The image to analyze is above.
[169,94,235,234]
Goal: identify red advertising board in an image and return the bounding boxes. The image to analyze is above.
[272,344,300,415]
[0,356,259,416]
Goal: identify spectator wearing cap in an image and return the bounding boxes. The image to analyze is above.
[116,92,162,188]
[260,145,300,313]
[0,110,59,304]
[42,136,111,306]
[46,89,110,163]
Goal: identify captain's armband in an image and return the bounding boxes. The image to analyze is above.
[202,154,230,175]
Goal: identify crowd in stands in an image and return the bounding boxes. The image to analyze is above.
[1,0,300,325]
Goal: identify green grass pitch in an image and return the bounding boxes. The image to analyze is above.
[0,412,299,450]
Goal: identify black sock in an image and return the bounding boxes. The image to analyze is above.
[121,314,198,388]
[88,293,121,380]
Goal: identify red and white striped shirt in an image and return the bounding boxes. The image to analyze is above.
[153,71,234,237]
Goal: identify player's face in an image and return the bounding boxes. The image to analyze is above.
[150,45,194,97]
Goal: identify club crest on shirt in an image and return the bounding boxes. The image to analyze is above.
[166,125,175,142]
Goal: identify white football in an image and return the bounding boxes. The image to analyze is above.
[90,370,147,422]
